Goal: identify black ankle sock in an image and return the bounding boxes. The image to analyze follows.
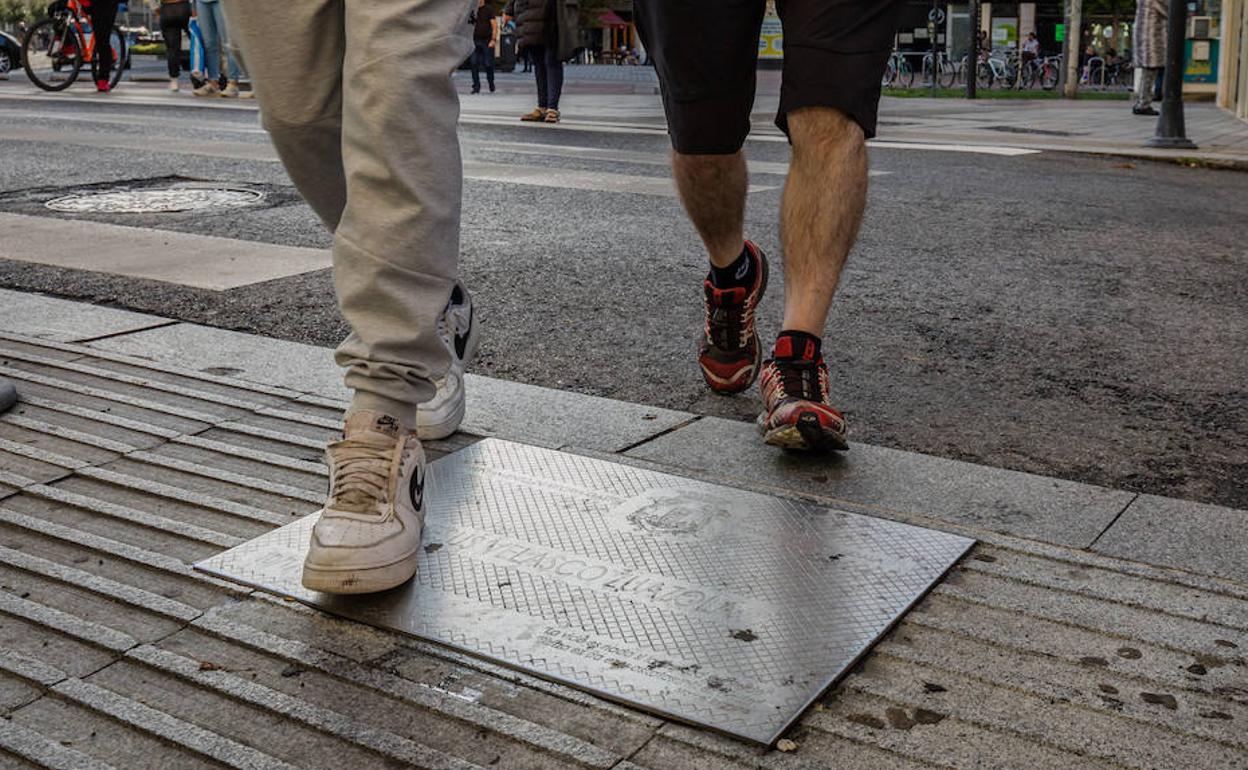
[709,244,755,289]
[774,330,822,361]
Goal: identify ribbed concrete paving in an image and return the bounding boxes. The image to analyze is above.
[0,330,1245,769]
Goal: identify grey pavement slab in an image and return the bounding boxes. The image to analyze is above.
[88,319,695,454]
[460,373,692,453]
[625,416,1136,548]
[89,322,347,398]
[1093,494,1248,584]
[0,212,330,290]
[0,288,172,342]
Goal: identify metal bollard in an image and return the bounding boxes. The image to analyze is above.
[0,378,15,413]
[1147,0,1198,149]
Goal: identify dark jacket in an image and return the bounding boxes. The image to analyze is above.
[505,0,579,60]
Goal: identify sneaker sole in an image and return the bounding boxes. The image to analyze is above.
[759,411,849,453]
[301,554,418,594]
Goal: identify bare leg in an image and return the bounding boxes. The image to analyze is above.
[780,107,868,335]
[671,150,747,268]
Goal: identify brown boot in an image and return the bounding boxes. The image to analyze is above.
[520,107,546,122]
[544,108,561,123]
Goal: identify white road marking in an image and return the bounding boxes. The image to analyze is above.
[0,212,329,290]
[865,141,1041,156]
[465,139,890,176]
[463,162,778,195]
[0,89,1041,157]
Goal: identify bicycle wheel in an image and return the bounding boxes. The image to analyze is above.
[940,61,957,88]
[21,17,83,91]
[898,60,914,88]
[976,62,993,89]
[1041,62,1058,90]
[91,28,125,89]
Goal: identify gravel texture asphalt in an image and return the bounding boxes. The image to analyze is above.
[0,90,1245,509]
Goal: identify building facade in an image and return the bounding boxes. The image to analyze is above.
[1219,0,1248,117]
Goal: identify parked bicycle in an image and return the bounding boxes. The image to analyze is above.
[1020,54,1060,90]
[21,0,126,91]
[881,50,914,88]
[1086,56,1133,89]
[920,49,958,88]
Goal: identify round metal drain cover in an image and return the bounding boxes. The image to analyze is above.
[46,187,264,214]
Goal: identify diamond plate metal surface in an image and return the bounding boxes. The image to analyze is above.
[194,439,973,744]
[45,187,263,214]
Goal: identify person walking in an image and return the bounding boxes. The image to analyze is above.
[634,0,904,452]
[220,0,480,595]
[194,0,243,97]
[1133,0,1167,115]
[470,0,497,94]
[505,0,578,123]
[84,0,119,92]
[155,0,190,91]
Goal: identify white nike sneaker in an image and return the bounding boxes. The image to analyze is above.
[302,410,426,594]
[417,281,480,440]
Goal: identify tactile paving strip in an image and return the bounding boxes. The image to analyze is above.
[196,438,974,744]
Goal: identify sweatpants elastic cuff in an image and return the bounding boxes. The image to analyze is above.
[348,391,419,433]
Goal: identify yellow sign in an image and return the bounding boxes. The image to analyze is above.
[759,1,782,60]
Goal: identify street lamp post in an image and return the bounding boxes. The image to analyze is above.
[967,0,979,98]
[1147,0,1198,148]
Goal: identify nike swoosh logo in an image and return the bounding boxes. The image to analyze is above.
[453,304,473,361]
[408,464,425,512]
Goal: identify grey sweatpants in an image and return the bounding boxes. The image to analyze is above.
[222,0,472,429]
[1135,66,1161,110]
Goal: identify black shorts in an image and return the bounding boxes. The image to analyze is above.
[634,0,904,154]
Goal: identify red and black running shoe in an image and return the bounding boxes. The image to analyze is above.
[758,336,848,452]
[698,241,769,394]
[95,79,110,93]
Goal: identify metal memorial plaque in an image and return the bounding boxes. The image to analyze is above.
[195,439,974,744]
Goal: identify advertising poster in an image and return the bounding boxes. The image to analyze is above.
[759,1,783,60]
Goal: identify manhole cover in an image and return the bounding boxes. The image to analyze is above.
[197,438,974,744]
[45,187,264,214]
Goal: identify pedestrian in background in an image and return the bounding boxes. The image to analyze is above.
[1133,0,1166,116]
[1022,31,1040,64]
[85,0,119,91]
[194,0,242,97]
[155,0,190,92]
[470,0,497,94]
[505,0,579,123]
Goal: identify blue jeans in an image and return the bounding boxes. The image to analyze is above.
[197,0,241,81]
[470,40,494,91]
[529,45,563,110]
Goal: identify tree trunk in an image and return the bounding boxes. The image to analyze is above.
[1062,0,1083,98]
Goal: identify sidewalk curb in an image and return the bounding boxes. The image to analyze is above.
[2,289,1244,588]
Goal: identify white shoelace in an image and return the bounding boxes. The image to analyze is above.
[328,438,401,514]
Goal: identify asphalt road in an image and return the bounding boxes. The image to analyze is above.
[0,79,1245,510]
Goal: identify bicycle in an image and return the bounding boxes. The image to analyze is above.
[963,52,1001,89]
[881,50,914,88]
[1019,54,1060,90]
[920,50,958,88]
[21,0,126,92]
